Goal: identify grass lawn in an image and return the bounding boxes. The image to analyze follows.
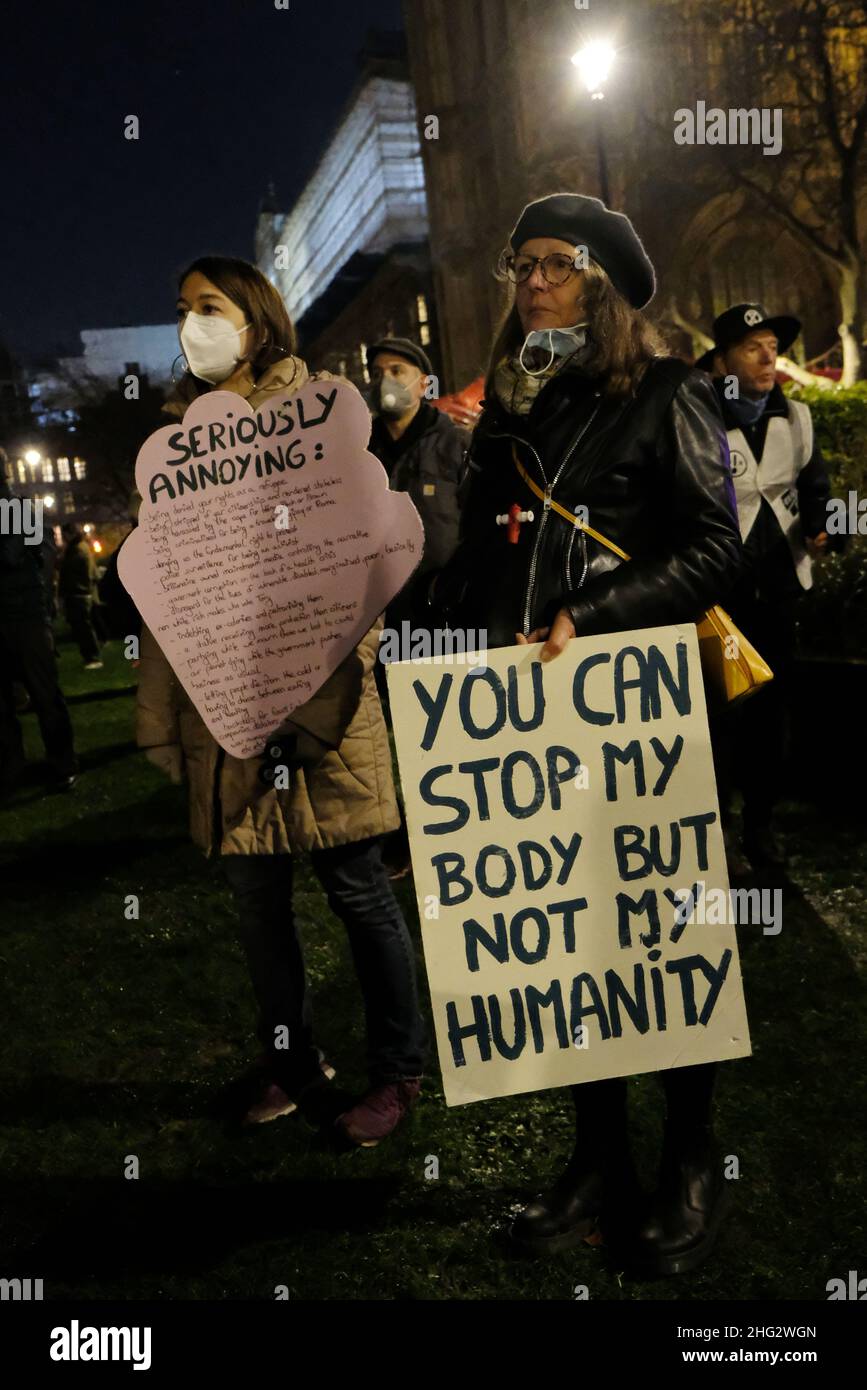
[1,631,865,1301]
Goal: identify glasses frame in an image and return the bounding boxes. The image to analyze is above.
[497,251,584,286]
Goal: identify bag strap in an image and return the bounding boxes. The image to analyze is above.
[512,444,632,562]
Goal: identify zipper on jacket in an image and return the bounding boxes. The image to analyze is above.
[486,428,548,635]
[528,399,602,630]
[490,400,602,634]
[563,526,588,596]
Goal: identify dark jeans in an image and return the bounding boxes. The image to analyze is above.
[713,593,799,832]
[64,595,101,664]
[223,837,428,1089]
[0,616,77,779]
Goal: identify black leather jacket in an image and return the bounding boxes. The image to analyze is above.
[429,357,743,648]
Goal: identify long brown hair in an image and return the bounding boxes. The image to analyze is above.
[485,257,666,401]
[173,255,300,403]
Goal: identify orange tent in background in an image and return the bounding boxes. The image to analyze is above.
[432,376,485,430]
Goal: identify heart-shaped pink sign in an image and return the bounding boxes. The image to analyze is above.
[118,379,424,758]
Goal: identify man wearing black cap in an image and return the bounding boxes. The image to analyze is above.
[365,338,469,879]
[365,337,468,629]
[698,304,837,870]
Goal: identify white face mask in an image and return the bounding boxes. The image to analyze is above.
[518,321,590,377]
[179,311,251,385]
[374,369,423,416]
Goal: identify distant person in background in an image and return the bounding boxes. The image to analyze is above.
[698,304,840,871]
[365,337,468,634]
[0,458,77,793]
[99,491,143,648]
[59,521,103,669]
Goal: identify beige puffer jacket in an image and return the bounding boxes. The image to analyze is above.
[135,357,401,856]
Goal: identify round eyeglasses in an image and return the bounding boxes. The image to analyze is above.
[497,252,583,286]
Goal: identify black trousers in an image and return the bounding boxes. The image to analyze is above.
[571,1063,717,1151]
[0,616,77,778]
[713,593,799,831]
[223,838,428,1090]
[64,596,101,664]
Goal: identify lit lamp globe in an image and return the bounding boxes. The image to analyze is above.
[25,448,41,467]
[571,41,615,99]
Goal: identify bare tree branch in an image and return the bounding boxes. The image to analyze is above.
[718,157,845,263]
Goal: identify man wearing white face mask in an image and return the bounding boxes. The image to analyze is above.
[365,337,469,880]
[366,337,469,623]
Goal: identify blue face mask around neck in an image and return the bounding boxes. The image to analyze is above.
[727,391,770,427]
[518,322,590,377]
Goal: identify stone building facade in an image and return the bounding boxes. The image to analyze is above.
[401,0,851,389]
[255,50,441,389]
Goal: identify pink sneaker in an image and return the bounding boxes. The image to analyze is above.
[335,1079,422,1148]
[242,1059,336,1127]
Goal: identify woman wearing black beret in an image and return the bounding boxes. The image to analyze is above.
[428,194,744,1276]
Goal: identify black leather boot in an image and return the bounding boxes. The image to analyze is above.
[510,1081,641,1257]
[623,1122,730,1276]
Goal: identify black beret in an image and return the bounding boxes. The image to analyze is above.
[365,337,433,377]
[509,193,656,309]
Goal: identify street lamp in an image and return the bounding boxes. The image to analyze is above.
[571,40,615,97]
[571,41,616,205]
[43,494,55,509]
[25,448,41,467]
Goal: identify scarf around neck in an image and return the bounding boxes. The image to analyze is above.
[492,341,592,416]
[727,391,770,428]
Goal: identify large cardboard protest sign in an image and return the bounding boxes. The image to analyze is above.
[387,625,751,1106]
[119,380,423,758]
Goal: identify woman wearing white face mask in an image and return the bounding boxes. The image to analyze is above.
[173,255,300,397]
[136,256,427,1143]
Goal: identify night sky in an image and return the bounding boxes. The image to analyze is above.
[0,0,404,362]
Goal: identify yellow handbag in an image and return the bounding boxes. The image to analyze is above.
[512,447,773,708]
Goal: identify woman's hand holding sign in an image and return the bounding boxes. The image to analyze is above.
[515,607,577,661]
